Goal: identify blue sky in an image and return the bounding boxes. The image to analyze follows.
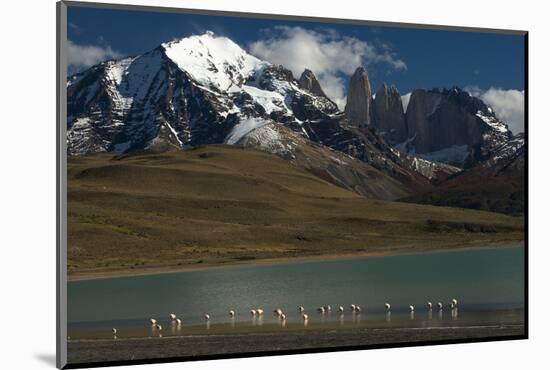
[67,5,526,132]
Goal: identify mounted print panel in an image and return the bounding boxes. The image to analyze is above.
[57,1,527,368]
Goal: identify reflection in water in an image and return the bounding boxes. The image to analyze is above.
[230,317,235,328]
[428,310,432,320]
[68,307,525,340]
[452,308,459,320]
[151,325,162,337]
[170,321,182,335]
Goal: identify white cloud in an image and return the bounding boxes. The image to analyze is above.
[67,40,122,72]
[401,92,412,112]
[249,26,406,109]
[466,86,525,134]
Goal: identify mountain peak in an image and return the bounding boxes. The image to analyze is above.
[298,69,328,98]
[353,66,368,76]
[161,32,267,91]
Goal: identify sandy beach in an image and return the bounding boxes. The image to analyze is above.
[67,324,525,365]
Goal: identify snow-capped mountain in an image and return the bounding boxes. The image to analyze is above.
[67,31,338,155]
[67,31,523,201]
[67,31,449,192]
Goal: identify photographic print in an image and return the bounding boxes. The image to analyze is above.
[58,1,526,368]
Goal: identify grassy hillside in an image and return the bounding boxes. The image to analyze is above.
[401,148,525,215]
[67,145,524,279]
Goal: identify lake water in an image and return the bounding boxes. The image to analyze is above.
[68,246,524,339]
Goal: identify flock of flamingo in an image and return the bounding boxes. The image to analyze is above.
[110,298,459,336]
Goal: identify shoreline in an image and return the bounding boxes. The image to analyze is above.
[68,240,524,282]
[67,324,525,365]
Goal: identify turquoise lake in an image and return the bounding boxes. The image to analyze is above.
[67,246,524,337]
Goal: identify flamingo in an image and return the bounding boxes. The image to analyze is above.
[437,302,443,310]
[339,306,344,312]
[150,318,157,325]
[204,314,210,320]
[298,306,305,312]
[169,313,177,321]
[302,313,309,320]
[229,310,235,317]
[427,302,433,310]
[409,305,415,312]
[112,328,117,335]
[384,303,391,312]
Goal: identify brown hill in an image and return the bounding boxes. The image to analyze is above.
[67,146,524,279]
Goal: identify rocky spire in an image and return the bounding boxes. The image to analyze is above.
[371,83,408,145]
[298,69,328,98]
[344,66,373,126]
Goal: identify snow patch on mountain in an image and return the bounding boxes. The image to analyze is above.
[67,117,109,154]
[226,117,271,144]
[106,51,165,115]
[241,85,286,114]
[484,133,525,167]
[476,110,508,133]
[238,123,297,159]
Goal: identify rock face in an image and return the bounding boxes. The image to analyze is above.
[402,87,512,167]
[371,83,408,145]
[344,67,373,126]
[298,69,329,98]
[405,89,482,154]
